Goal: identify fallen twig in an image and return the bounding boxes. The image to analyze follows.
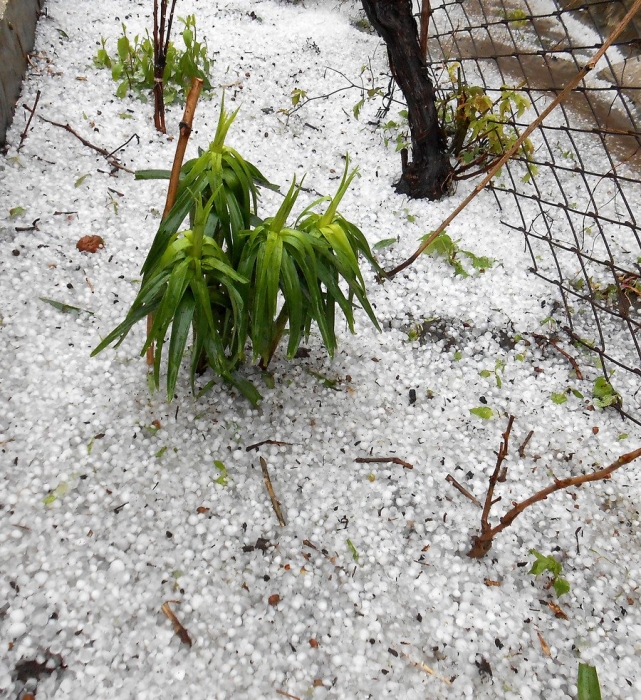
[468,446,641,558]
[518,429,534,459]
[106,133,140,159]
[160,600,192,647]
[18,90,41,152]
[385,0,641,278]
[24,107,134,174]
[260,456,286,526]
[446,474,482,507]
[532,334,583,379]
[354,456,413,469]
[246,439,293,452]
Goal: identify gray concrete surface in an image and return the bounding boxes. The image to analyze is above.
[0,0,44,147]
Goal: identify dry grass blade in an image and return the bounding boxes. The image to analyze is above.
[398,650,452,685]
[161,600,192,647]
[537,630,551,657]
[260,457,286,526]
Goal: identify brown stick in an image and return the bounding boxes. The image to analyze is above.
[354,456,413,469]
[419,1,431,61]
[260,457,286,527]
[532,334,584,380]
[385,0,641,278]
[246,439,293,452]
[146,77,204,366]
[468,446,641,558]
[479,416,515,536]
[446,474,482,507]
[18,90,41,152]
[518,429,534,459]
[24,109,134,174]
[160,600,192,647]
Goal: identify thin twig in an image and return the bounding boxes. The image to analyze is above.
[518,430,534,459]
[354,456,413,469]
[532,334,584,380]
[468,446,641,558]
[105,133,140,159]
[479,416,515,536]
[246,439,293,452]
[160,600,192,646]
[446,474,482,507]
[260,457,286,527]
[17,90,41,152]
[24,108,134,174]
[385,0,641,278]
[146,77,203,366]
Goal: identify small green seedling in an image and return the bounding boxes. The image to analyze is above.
[94,15,212,103]
[529,549,570,596]
[214,460,228,486]
[479,358,506,388]
[9,206,26,219]
[346,538,359,562]
[592,376,621,409]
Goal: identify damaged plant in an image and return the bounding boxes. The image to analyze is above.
[92,99,380,404]
[466,415,641,558]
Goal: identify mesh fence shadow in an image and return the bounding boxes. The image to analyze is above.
[424,0,641,425]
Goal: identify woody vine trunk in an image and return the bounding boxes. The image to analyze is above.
[360,0,453,200]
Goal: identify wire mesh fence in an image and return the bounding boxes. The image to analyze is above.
[424,0,641,425]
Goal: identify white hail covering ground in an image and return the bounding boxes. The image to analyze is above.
[1,1,640,698]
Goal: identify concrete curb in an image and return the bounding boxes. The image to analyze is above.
[0,0,45,147]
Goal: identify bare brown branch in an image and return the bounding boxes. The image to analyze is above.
[18,90,41,152]
[468,447,641,558]
[446,474,482,507]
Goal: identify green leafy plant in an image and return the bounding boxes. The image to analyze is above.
[436,63,536,181]
[92,102,380,404]
[578,663,602,700]
[592,376,621,409]
[422,231,494,276]
[94,15,212,104]
[529,549,570,596]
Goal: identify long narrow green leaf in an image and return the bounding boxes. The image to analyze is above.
[166,291,196,399]
[578,664,602,700]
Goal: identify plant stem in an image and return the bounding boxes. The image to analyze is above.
[146,77,204,366]
[468,446,641,558]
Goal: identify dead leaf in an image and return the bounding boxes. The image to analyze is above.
[196,506,210,514]
[268,594,280,606]
[537,630,551,656]
[547,601,569,620]
[484,578,501,587]
[309,638,319,648]
[313,679,325,687]
[76,235,105,253]
[160,601,192,647]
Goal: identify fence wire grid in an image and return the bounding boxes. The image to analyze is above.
[423,0,641,425]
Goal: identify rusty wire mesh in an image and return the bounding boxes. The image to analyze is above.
[423,0,641,425]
